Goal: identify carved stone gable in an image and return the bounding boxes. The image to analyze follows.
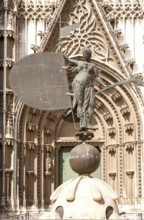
[40,0,131,77]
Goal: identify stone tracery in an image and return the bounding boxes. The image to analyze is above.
[57,0,117,65]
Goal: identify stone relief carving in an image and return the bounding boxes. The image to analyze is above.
[58,0,116,64]
[45,152,51,176]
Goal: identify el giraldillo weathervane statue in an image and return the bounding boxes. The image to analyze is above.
[9,47,144,140]
[63,47,144,136]
[63,47,107,131]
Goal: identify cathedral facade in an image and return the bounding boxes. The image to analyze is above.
[0,0,144,218]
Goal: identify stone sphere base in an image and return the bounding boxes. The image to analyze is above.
[69,142,100,175]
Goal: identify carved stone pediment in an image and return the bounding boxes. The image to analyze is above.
[40,0,131,77]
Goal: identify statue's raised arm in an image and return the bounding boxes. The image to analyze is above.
[63,53,79,66]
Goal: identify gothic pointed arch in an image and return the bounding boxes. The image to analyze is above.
[16,53,143,209]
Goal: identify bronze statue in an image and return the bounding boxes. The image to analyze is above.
[63,47,107,130]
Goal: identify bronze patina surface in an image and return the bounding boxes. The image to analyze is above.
[63,47,107,130]
[10,52,71,110]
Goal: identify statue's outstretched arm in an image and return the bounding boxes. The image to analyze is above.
[63,53,79,66]
[62,66,79,73]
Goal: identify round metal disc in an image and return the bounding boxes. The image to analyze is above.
[9,52,71,110]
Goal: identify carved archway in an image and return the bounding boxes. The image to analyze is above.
[15,59,143,211]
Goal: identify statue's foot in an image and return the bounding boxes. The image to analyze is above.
[79,125,98,131]
[87,125,98,131]
[79,126,87,131]
[75,130,94,141]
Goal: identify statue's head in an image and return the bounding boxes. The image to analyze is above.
[82,47,92,60]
